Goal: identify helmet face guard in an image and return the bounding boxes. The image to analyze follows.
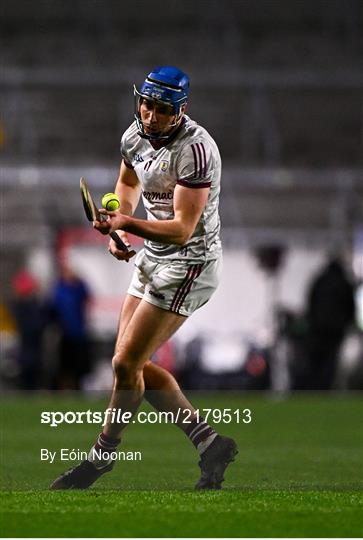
[133,66,189,140]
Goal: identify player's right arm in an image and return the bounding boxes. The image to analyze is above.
[109,161,141,260]
[115,161,141,216]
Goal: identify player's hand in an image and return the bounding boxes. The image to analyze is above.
[108,234,135,262]
[93,209,128,235]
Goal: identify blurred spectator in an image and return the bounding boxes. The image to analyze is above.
[9,270,47,389]
[0,302,19,387]
[49,263,92,390]
[300,256,356,390]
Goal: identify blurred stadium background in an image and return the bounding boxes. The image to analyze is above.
[1,0,363,393]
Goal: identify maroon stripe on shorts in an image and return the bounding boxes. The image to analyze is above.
[170,265,196,313]
[175,264,203,313]
[170,264,204,314]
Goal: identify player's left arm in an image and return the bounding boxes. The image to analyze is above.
[97,184,210,245]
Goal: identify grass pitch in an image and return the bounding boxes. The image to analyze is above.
[1,392,362,537]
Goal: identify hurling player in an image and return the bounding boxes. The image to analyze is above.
[51,66,237,490]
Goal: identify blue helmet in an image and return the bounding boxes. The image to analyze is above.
[134,66,189,139]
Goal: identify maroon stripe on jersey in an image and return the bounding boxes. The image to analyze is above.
[200,142,207,177]
[175,264,203,313]
[176,179,212,189]
[191,144,198,179]
[195,143,203,178]
[123,160,134,169]
[170,265,196,313]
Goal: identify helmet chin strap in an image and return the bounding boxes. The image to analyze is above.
[137,111,184,141]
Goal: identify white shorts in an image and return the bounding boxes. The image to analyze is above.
[127,249,222,317]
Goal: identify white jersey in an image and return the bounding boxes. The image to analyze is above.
[120,115,222,262]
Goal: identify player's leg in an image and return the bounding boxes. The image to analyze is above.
[107,286,237,489]
[113,297,232,473]
[50,298,187,489]
[49,294,140,490]
[144,360,219,449]
[101,299,187,438]
[138,256,237,488]
[88,294,203,443]
[50,255,237,489]
[143,361,238,489]
[144,360,195,429]
[101,295,196,433]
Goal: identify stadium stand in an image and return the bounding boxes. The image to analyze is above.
[1,0,362,299]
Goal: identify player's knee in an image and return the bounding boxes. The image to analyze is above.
[112,353,139,384]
